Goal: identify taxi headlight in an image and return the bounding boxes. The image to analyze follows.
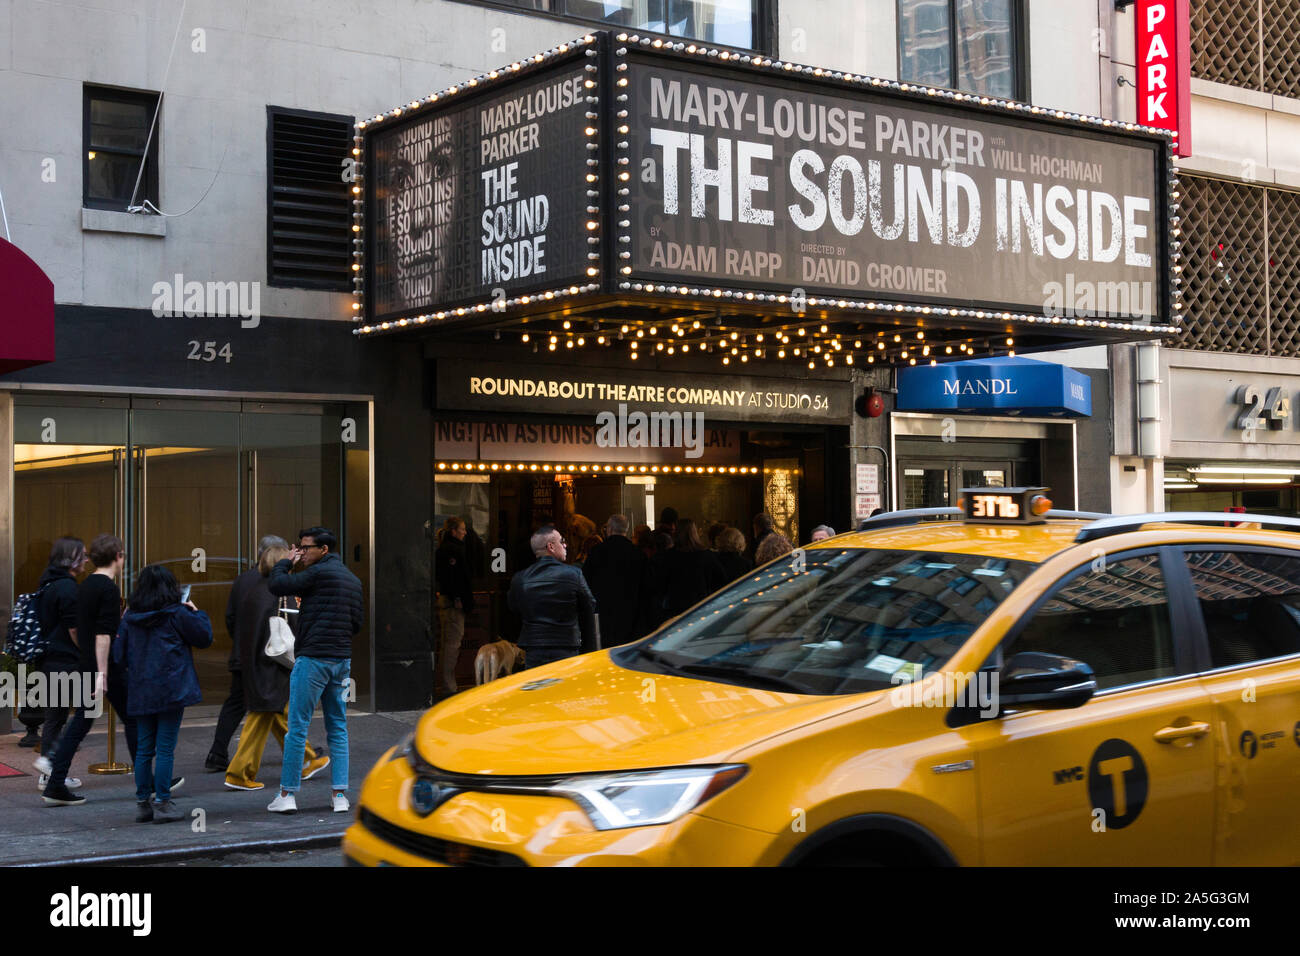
[552,765,747,831]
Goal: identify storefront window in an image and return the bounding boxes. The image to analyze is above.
[12,397,372,706]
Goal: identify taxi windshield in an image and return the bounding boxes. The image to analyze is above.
[615,546,1037,695]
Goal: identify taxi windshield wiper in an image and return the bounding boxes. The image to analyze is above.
[668,660,815,695]
[635,645,675,666]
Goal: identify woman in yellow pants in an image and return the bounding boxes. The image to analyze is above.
[225,537,330,791]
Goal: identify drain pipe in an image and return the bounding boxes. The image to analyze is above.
[1136,342,1164,509]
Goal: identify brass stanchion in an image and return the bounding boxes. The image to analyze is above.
[88,708,131,774]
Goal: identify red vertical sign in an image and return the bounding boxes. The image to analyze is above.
[1136,0,1192,157]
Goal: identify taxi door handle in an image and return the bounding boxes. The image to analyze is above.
[1153,721,1211,744]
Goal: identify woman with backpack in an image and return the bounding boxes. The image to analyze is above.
[113,564,213,823]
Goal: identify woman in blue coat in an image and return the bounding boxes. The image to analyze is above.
[113,565,213,823]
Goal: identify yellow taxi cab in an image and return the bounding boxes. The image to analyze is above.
[343,488,1300,866]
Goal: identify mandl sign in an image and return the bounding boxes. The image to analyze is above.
[1135,0,1192,158]
[624,51,1167,322]
[896,356,1092,417]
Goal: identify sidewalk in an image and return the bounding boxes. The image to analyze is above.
[0,708,422,866]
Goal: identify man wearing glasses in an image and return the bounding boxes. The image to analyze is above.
[507,525,598,670]
[266,527,363,815]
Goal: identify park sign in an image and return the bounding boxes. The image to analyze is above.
[355,32,1179,353]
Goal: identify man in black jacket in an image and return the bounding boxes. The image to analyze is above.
[266,527,363,816]
[32,537,88,806]
[508,526,597,669]
[582,514,648,648]
[434,517,475,699]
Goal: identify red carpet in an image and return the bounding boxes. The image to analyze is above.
[0,762,27,778]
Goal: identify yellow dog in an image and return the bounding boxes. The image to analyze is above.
[473,640,527,685]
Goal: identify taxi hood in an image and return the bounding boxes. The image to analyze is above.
[415,650,879,775]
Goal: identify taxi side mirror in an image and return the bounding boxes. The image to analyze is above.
[997,651,1096,712]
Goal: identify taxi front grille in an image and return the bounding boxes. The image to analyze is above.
[358,808,527,867]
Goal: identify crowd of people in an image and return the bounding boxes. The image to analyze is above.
[9,527,362,821]
[434,506,838,694]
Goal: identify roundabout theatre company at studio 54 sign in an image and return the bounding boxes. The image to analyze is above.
[358,33,1173,336]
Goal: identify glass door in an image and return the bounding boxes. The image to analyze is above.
[12,395,371,708]
[130,404,243,701]
[960,461,1011,490]
[900,461,951,509]
[13,401,128,595]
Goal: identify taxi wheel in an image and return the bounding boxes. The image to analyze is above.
[803,851,887,867]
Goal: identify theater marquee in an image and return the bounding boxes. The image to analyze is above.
[626,56,1164,321]
[355,32,1179,360]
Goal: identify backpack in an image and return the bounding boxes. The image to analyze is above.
[5,584,52,664]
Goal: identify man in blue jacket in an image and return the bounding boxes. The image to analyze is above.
[265,527,363,815]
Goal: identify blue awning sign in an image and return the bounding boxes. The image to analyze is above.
[896,357,1092,417]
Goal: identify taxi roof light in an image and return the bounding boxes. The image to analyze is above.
[854,489,1109,533]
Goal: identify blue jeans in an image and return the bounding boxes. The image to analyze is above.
[281,657,350,794]
[135,708,184,803]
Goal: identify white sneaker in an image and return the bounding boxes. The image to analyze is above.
[332,792,350,814]
[33,755,52,776]
[38,774,82,790]
[267,792,297,814]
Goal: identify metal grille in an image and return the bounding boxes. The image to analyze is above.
[268,108,353,290]
[1190,0,1261,90]
[1263,0,1300,98]
[1269,188,1300,354]
[1176,176,1267,354]
[358,808,527,866]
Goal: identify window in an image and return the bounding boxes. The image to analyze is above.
[616,547,1036,695]
[83,86,161,211]
[1005,553,1174,691]
[1178,176,1300,357]
[1180,176,1300,358]
[898,0,1024,100]
[267,107,355,290]
[482,0,761,50]
[1184,550,1300,668]
[1190,0,1300,99]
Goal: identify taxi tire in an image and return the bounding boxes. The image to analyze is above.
[804,852,887,867]
[784,814,956,867]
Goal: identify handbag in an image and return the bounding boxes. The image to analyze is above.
[264,597,296,670]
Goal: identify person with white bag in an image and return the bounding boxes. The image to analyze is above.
[223,536,329,792]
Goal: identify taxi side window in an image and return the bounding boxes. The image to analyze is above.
[1184,550,1300,669]
[1004,553,1175,692]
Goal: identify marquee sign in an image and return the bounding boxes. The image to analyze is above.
[355,32,1179,348]
[624,54,1165,322]
[364,56,592,323]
